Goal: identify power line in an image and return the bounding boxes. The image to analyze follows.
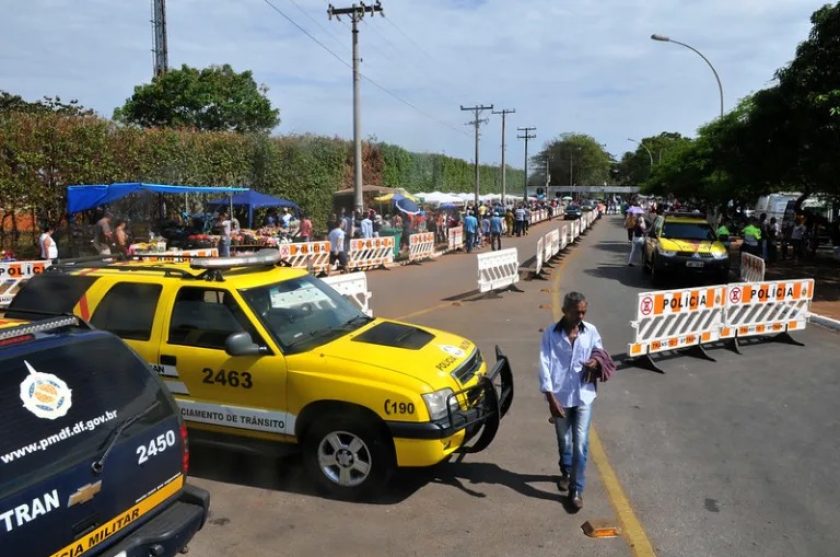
[492,108,515,202]
[262,0,466,137]
[461,104,494,206]
[284,0,344,50]
[517,126,537,202]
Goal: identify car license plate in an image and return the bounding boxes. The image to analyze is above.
[686,261,704,268]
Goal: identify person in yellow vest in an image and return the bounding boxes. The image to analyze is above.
[741,219,762,257]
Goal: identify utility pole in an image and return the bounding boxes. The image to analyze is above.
[461,104,494,207]
[517,127,536,202]
[491,108,515,206]
[328,1,384,215]
[151,0,168,78]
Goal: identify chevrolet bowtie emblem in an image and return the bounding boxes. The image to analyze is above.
[68,481,102,507]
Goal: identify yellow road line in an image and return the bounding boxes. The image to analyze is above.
[395,301,454,321]
[551,226,657,557]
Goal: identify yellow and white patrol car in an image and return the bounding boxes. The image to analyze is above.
[9,252,514,499]
[643,214,731,285]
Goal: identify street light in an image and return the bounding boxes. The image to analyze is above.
[627,138,654,168]
[651,34,724,118]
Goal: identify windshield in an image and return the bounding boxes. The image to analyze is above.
[662,222,716,242]
[0,335,170,497]
[239,275,370,354]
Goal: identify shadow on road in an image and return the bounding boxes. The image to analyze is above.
[425,461,560,502]
[583,264,651,289]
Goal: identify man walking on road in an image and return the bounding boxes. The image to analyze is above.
[539,292,603,510]
[464,211,478,254]
[490,211,503,251]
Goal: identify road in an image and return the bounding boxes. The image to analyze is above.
[186,215,840,557]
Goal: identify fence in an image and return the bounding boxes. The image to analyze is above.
[628,279,815,373]
[347,237,394,271]
[477,248,520,293]
[322,272,373,316]
[278,241,332,274]
[447,226,464,252]
[408,232,436,263]
[740,252,766,282]
[0,260,51,307]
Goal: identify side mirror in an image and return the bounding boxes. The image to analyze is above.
[225,332,264,357]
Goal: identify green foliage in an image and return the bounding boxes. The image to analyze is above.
[113,64,280,133]
[615,132,690,185]
[530,134,611,188]
[1,90,95,116]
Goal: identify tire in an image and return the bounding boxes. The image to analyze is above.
[302,414,395,500]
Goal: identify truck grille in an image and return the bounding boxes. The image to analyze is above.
[451,350,483,384]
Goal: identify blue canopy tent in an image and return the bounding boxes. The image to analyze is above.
[67,182,249,214]
[205,190,301,228]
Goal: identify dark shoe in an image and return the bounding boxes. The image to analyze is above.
[570,491,583,510]
[556,474,570,492]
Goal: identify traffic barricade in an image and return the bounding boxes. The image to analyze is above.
[477,247,521,293]
[740,252,765,282]
[322,272,373,316]
[278,241,332,274]
[535,237,545,277]
[627,285,728,373]
[544,230,556,261]
[559,224,569,251]
[408,232,435,263]
[721,279,813,349]
[0,260,51,308]
[447,226,464,252]
[548,228,560,257]
[347,237,394,271]
[572,219,580,241]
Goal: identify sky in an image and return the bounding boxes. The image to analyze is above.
[0,0,828,168]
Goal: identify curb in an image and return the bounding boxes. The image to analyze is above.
[808,312,840,332]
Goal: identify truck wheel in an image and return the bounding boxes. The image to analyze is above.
[302,415,394,500]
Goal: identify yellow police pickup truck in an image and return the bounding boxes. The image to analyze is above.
[8,252,513,499]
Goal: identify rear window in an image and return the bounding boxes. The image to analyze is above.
[0,334,171,498]
[7,275,98,315]
[662,222,716,241]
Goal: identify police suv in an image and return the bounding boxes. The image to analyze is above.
[10,252,514,500]
[0,315,209,556]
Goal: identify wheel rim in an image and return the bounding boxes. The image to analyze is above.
[317,430,372,487]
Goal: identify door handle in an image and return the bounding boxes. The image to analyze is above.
[161,355,177,366]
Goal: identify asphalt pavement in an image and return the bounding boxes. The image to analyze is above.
[186,215,840,557]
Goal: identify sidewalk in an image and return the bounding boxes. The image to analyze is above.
[762,250,840,320]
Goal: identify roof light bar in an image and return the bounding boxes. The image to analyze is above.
[190,251,281,270]
[0,316,79,341]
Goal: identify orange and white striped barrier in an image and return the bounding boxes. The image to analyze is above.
[0,260,51,307]
[278,241,332,274]
[322,272,373,316]
[408,232,435,263]
[740,252,765,282]
[447,226,464,252]
[347,237,394,271]
[628,285,728,372]
[721,279,813,341]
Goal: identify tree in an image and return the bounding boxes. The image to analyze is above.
[615,132,690,185]
[0,90,94,116]
[530,133,611,190]
[113,64,280,133]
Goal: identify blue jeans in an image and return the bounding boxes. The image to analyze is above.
[465,231,475,253]
[553,402,593,494]
[219,237,231,257]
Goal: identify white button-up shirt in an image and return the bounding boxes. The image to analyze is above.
[539,319,603,407]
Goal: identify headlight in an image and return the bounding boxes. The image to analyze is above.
[658,247,677,257]
[711,250,728,260]
[422,388,456,421]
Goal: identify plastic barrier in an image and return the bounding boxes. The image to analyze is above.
[477,248,520,293]
[408,232,435,263]
[721,279,813,341]
[348,237,394,271]
[628,285,728,371]
[133,248,218,262]
[545,229,558,260]
[559,224,569,251]
[0,260,51,307]
[322,272,373,316]
[535,237,544,276]
[447,226,464,252]
[279,241,332,274]
[572,219,581,240]
[740,252,765,282]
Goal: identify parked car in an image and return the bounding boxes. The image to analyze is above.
[0,315,209,557]
[10,252,514,500]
